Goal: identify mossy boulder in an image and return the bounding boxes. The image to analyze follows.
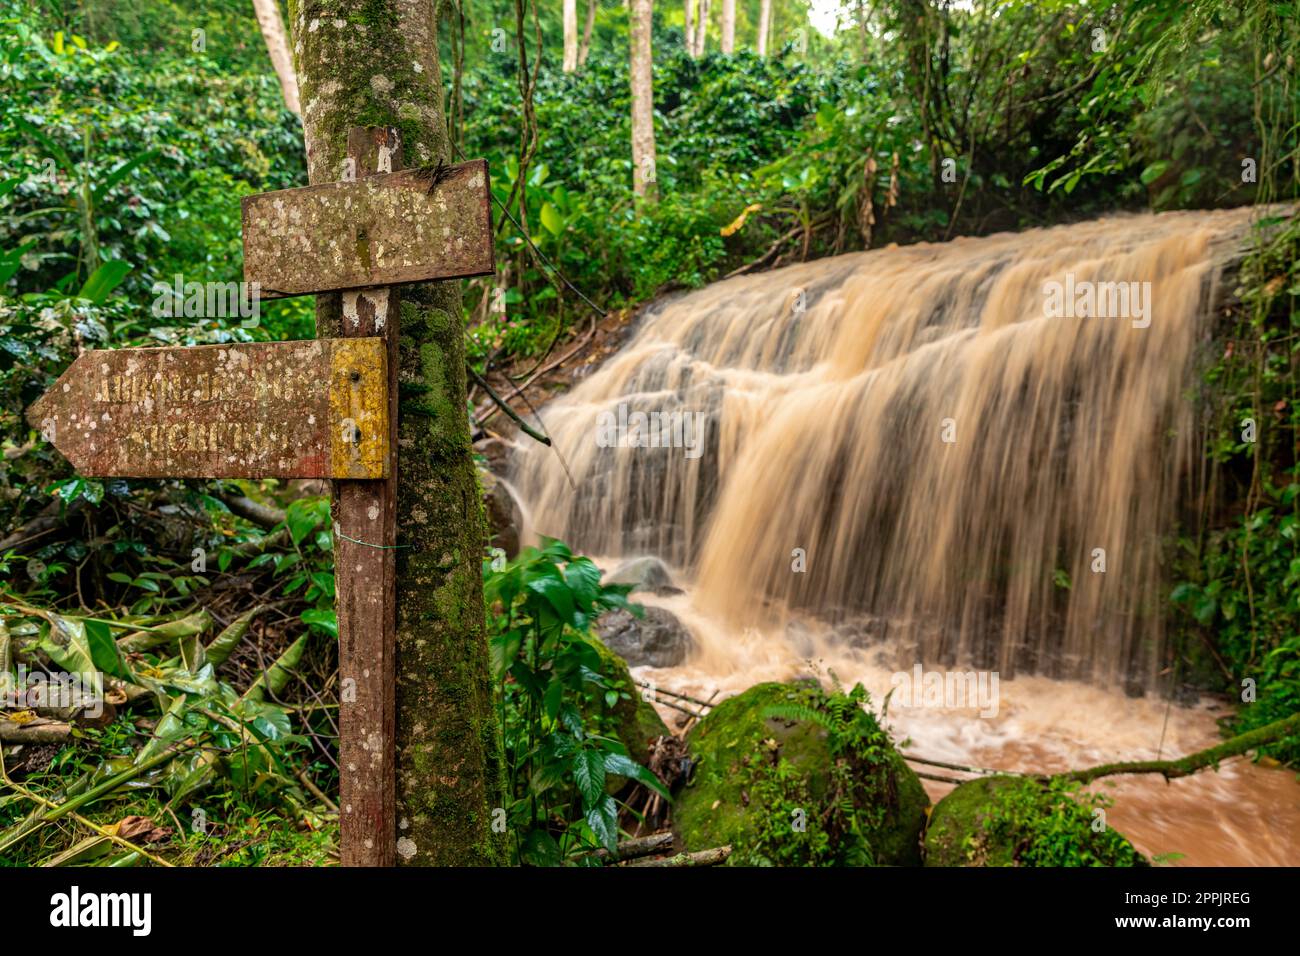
[672,681,928,866]
[924,775,1148,867]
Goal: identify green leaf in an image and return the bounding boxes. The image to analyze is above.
[285,498,325,545]
[563,556,602,608]
[240,632,309,702]
[584,794,619,851]
[543,679,564,721]
[1191,594,1217,625]
[77,260,131,304]
[540,201,564,237]
[1139,160,1170,185]
[36,615,104,696]
[489,628,524,678]
[82,618,126,677]
[520,828,562,867]
[205,606,263,665]
[91,149,161,205]
[300,608,337,637]
[526,570,575,626]
[604,752,671,800]
[572,749,606,806]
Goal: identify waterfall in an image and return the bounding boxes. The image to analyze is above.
[509,208,1255,686]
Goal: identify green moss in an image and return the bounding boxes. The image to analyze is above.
[924,775,1148,867]
[673,681,928,866]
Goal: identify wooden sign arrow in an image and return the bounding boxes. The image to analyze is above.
[241,159,494,297]
[27,338,389,480]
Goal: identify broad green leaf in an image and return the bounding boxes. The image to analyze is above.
[540,201,564,237]
[300,608,336,638]
[77,260,132,304]
[572,749,606,806]
[1139,160,1170,185]
[584,794,619,851]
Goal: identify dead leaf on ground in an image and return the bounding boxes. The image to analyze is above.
[114,816,173,844]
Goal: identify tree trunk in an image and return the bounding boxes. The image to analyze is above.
[757,0,771,56]
[578,0,597,67]
[563,0,578,72]
[251,0,300,115]
[683,0,695,57]
[856,0,869,60]
[630,0,658,199]
[695,0,709,55]
[720,0,734,54]
[629,0,658,199]
[287,0,504,866]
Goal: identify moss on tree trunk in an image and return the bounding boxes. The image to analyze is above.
[288,0,504,865]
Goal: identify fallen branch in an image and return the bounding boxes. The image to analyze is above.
[902,753,1011,777]
[219,493,286,530]
[634,680,716,710]
[0,498,88,556]
[1059,710,1300,784]
[912,770,968,785]
[0,717,71,744]
[623,845,732,867]
[651,695,701,719]
[595,831,673,861]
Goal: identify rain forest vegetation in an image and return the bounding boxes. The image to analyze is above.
[0,0,1297,866]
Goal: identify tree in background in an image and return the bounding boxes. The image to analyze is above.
[757,0,771,54]
[579,0,597,67]
[251,0,299,114]
[684,0,710,56]
[630,0,658,199]
[721,0,735,53]
[563,0,578,71]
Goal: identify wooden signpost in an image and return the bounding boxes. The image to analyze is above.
[27,126,494,867]
[27,339,389,479]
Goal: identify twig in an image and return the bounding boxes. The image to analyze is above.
[473,313,599,426]
[0,718,72,744]
[901,753,1011,777]
[467,365,551,447]
[296,767,339,813]
[651,695,701,719]
[634,680,716,710]
[913,770,968,785]
[724,215,831,279]
[679,689,719,735]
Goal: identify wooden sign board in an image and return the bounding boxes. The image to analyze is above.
[27,339,388,479]
[242,159,495,298]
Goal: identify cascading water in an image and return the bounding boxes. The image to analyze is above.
[507,207,1299,865]
[512,208,1254,683]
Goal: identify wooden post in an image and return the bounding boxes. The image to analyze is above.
[34,107,496,866]
[336,126,401,867]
